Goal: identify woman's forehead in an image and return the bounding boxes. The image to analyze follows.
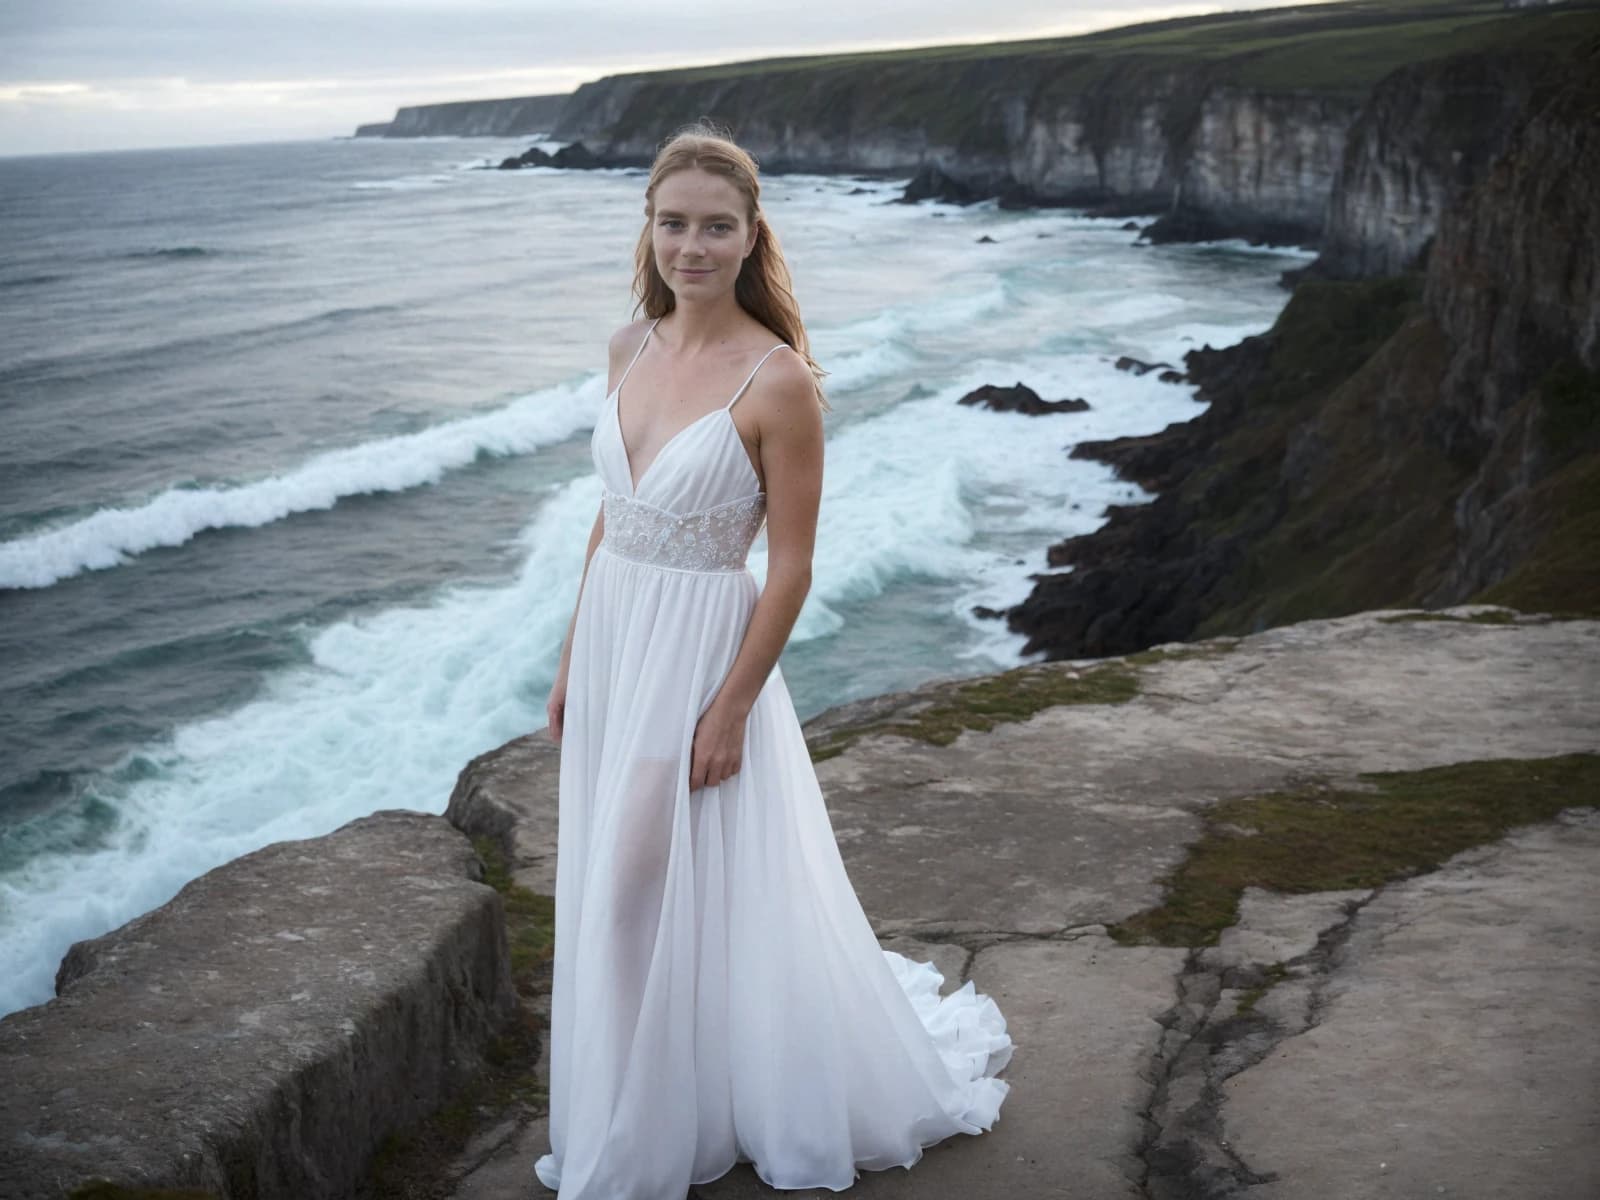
[655,168,746,214]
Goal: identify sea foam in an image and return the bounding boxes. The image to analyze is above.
[0,378,603,590]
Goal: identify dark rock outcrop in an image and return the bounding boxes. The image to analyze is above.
[901,163,985,205]
[496,140,608,170]
[1421,41,1600,606]
[1115,355,1176,376]
[958,382,1091,415]
[0,811,517,1200]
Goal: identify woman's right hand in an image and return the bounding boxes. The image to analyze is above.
[545,671,568,744]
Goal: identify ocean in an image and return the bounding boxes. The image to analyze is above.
[0,135,1312,1017]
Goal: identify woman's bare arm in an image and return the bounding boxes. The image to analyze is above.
[690,352,823,784]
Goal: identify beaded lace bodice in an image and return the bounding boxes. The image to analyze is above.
[601,490,766,574]
[591,318,786,576]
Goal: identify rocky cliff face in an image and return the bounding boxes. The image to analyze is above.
[1423,43,1600,605]
[1159,88,1355,244]
[1004,37,1600,657]
[355,6,1593,246]
[360,92,568,137]
[551,58,1356,243]
[1309,50,1563,279]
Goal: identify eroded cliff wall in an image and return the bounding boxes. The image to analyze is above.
[1310,50,1564,279]
[353,5,1598,246]
[1004,36,1600,657]
[360,93,568,137]
[551,55,1357,243]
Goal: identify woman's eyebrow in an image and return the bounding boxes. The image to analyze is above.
[657,209,739,221]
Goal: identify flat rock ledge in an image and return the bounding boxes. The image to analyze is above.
[448,607,1600,1200]
[0,811,516,1200]
[4,607,1596,1200]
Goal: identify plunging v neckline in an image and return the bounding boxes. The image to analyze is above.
[610,317,785,499]
[612,387,733,497]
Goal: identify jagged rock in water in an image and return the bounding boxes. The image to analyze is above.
[1115,355,1176,375]
[900,163,983,205]
[551,141,602,169]
[958,382,1091,415]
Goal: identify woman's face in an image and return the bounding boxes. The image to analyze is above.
[650,167,758,299]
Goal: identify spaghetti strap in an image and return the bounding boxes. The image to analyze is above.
[614,317,661,394]
[725,342,789,411]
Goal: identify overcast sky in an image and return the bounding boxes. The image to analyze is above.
[0,1,1325,156]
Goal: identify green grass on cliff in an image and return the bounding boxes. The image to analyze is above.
[1110,753,1600,947]
[475,834,556,982]
[1177,272,1598,633]
[623,0,1600,95]
[1471,360,1600,617]
[1184,274,1468,634]
[1377,607,1519,624]
[596,0,1600,165]
[803,641,1237,763]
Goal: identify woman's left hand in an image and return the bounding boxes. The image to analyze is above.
[689,699,748,790]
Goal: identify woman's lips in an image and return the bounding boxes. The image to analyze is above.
[679,267,713,275]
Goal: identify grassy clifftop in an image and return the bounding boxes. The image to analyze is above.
[617,0,1600,95]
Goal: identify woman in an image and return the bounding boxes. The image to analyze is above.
[538,121,1013,1198]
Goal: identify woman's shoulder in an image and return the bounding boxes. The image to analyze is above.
[757,341,814,392]
[745,342,819,428]
[608,317,655,360]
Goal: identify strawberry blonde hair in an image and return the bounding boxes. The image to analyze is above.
[632,118,831,411]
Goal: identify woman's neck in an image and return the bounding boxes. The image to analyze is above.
[660,293,748,355]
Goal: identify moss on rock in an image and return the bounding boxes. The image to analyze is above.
[358,838,553,1199]
[807,640,1237,763]
[1110,752,1600,948]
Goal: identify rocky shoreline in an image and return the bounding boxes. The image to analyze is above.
[1001,34,1600,658]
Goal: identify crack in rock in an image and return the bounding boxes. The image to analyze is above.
[1132,888,1377,1199]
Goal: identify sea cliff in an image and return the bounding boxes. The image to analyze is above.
[356,2,1600,247]
[356,92,567,138]
[1005,32,1600,657]
[346,4,1600,656]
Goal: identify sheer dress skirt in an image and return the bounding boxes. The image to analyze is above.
[536,486,1013,1199]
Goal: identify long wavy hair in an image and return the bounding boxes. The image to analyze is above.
[631,119,831,412]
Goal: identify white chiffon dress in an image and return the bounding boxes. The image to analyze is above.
[535,317,1014,1198]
